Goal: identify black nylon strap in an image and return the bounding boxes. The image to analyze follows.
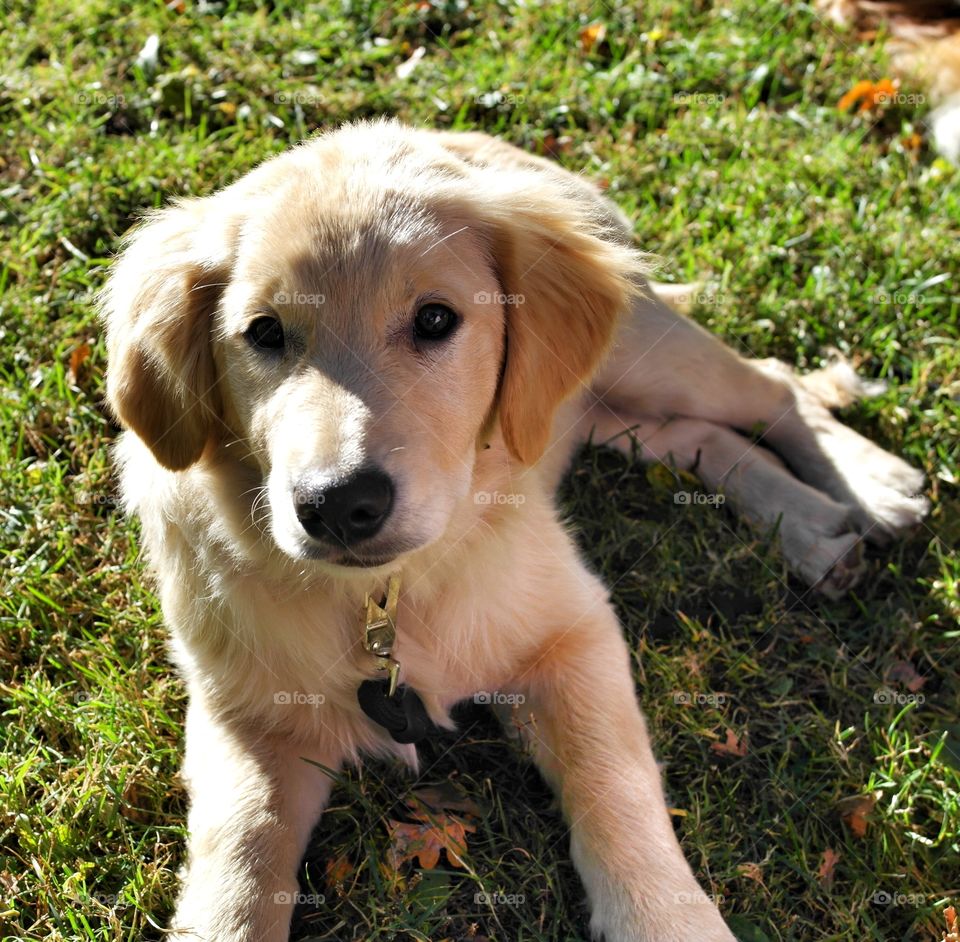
[357,679,434,744]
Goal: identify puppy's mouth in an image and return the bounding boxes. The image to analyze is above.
[295,538,418,570]
[330,553,398,569]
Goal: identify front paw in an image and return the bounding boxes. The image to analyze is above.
[577,862,736,942]
[587,892,737,942]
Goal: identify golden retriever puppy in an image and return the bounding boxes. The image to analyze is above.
[100,119,927,942]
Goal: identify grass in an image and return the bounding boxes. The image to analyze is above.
[1,0,958,939]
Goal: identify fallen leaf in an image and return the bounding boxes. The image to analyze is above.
[944,905,959,942]
[325,854,354,889]
[711,728,748,757]
[838,794,876,838]
[902,132,923,152]
[889,660,927,692]
[387,813,476,870]
[838,77,899,113]
[818,848,841,889]
[68,343,91,384]
[540,132,573,159]
[409,783,482,819]
[579,22,607,54]
[737,862,765,887]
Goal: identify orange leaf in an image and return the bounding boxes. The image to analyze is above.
[901,132,923,152]
[838,77,900,113]
[325,854,354,888]
[944,905,959,941]
[68,343,91,383]
[871,78,898,107]
[838,80,875,112]
[838,794,876,838]
[579,22,607,54]
[387,814,476,870]
[711,728,748,757]
[818,848,841,889]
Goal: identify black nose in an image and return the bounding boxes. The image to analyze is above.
[294,467,394,546]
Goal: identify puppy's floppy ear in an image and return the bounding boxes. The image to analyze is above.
[467,175,646,465]
[100,198,236,471]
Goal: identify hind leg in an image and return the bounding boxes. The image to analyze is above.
[586,406,866,596]
[595,287,928,541]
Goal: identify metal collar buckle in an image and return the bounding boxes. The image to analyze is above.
[362,573,402,696]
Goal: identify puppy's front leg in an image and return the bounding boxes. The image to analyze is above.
[169,694,338,942]
[517,602,734,942]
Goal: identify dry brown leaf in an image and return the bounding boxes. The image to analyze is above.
[889,660,927,692]
[408,783,481,819]
[711,728,748,757]
[387,813,476,870]
[579,22,607,54]
[737,862,765,887]
[818,848,841,889]
[838,794,876,838]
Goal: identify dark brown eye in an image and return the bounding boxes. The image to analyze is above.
[245,316,285,351]
[413,303,458,342]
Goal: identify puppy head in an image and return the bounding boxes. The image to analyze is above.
[101,122,645,571]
